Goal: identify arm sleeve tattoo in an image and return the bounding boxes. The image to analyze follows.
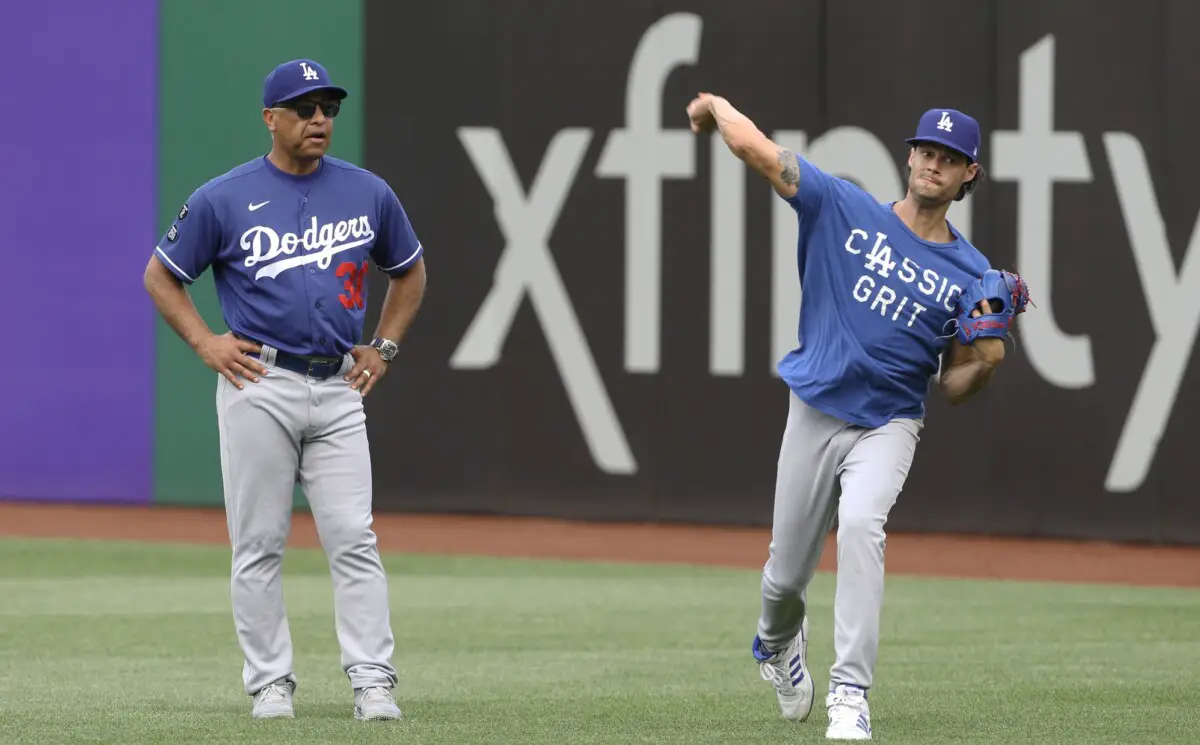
[777,148,800,186]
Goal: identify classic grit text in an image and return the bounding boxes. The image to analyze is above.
[845,229,961,328]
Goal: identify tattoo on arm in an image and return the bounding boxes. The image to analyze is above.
[777,149,800,185]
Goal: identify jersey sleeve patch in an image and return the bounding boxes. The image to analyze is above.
[154,191,221,284]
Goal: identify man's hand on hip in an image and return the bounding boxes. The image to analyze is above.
[346,345,388,397]
[198,332,268,389]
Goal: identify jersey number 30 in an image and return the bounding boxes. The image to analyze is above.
[337,260,368,310]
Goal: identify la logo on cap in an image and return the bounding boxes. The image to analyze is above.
[937,112,954,132]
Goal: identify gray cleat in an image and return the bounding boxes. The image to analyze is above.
[354,686,402,721]
[251,679,295,720]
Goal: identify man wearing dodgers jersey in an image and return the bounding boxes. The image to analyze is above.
[143,59,426,721]
[688,94,1020,740]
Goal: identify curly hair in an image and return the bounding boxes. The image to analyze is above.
[955,162,986,202]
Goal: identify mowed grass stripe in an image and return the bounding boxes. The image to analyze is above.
[0,537,1196,744]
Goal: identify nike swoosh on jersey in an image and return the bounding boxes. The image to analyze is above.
[248,201,270,211]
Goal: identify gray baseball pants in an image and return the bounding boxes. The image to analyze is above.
[757,390,922,691]
[215,344,397,696]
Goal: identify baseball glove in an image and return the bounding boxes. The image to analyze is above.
[954,269,1031,345]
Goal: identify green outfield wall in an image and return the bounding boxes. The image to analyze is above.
[154,0,365,507]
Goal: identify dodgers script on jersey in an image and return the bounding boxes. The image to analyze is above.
[777,158,991,429]
[154,155,424,357]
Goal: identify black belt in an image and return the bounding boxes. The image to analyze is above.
[270,350,344,380]
[240,335,344,380]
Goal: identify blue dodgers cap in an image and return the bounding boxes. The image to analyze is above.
[262,59,348,108]
[905,108,981,163]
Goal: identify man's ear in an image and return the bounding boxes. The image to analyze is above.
[262,108,276,133]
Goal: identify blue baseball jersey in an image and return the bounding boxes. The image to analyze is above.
[778,157,991,429]
[154,155,424,358]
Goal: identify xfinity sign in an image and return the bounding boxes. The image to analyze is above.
[451,14,1194,494]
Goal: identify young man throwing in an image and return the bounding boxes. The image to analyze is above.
[686,93,1028,740]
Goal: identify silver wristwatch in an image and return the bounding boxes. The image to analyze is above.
[369,337,399,362]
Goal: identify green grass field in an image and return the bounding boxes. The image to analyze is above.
[0,537,1197,744]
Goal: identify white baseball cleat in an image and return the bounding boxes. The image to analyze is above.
[354,686,403,721]
[825,683,872,740]
[251,679,295,719]
[752,616,814,721]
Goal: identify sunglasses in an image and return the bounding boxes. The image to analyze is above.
[276,99,341,119]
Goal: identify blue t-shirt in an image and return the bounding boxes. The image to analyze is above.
[153,155,424,358]
[777,158,991,429]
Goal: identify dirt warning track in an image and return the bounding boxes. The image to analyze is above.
[1,502,1198,588]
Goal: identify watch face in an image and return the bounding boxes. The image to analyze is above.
[374,339,398,360]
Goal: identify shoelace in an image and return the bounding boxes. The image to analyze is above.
[257,683,290,704]
[827,693,867,719]
[758,658,794,692]
[360,687,394,704]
